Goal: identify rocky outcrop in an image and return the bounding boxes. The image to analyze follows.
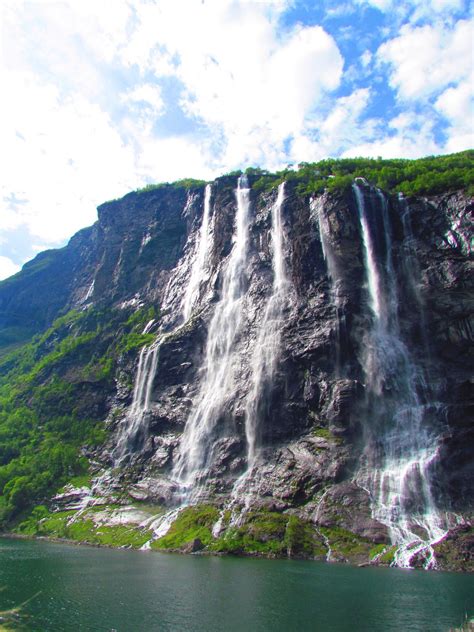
[1,176,472,569]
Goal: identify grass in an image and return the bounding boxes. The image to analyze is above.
[10,499,390,565]
[211,510,327,558]
[312,427,342,444]
[151,505,219,550]
[369,543,387,560]
[320,526,372,559]
[13,506,152,548]
[66,475,92,489]
[379,546,397,565]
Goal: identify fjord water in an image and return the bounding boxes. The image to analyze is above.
[1,539,472,632]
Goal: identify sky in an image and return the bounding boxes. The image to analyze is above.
[0,0,472,280]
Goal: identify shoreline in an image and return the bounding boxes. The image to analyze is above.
[1,531,471,574]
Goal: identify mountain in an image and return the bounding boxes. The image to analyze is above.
[0,153,472,570]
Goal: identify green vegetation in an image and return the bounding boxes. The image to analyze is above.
[369,543,388,560]
[104,150,473,209]
[0,304,160,526]
[433,527,474,572]
[67,474,92,489]
[9,500,380,564]
[312,427,342,444]
[211,510,326,558]
[320,526,372,559]
[252,150,474,197]
[146,505,327,558]
[378,545,397,565]
[151,505,219,550]
[135,178,207,195]
[285,515,327,557]
[15,506,151,548]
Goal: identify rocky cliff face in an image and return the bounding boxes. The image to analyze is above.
[1,176,472,569]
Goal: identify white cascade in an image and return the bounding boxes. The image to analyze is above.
[353,183,447,569]
[315,200,340,303]
[244,182,289,468]
[213,183,289,535]
[398,193,430,344]
[314,198,346,373]
[172,175,251,494]
[83,279,95,303]
[114,341,160,462]
[114,188,214,464]
[182,184,212,321]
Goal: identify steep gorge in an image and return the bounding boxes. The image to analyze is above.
[0,169,472,570]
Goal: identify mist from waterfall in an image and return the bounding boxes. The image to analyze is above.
[353,183,447,568]
[172,176,251,493]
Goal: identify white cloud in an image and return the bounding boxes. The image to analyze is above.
[356,0,464,20]
[343,110,439,158]
[435,80,474,152]
[289,88,375,161]
[0,70,138,242]
[376,17,473,153]
[136,135,216,183]
[360,50,373,68]
[409,0,464,22]
[325,3,357,18]
[123,84,165,115]
[377,19,473,101]
[120,0,344,166]
[357,0,393,10]
[1,0,346,259]
[0,256,20,281]
[436,81,472,122]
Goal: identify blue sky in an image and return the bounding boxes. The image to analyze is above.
[0,0,472,279]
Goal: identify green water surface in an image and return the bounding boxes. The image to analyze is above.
[0,538,472,631]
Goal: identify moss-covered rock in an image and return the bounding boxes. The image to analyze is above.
[433,526,474,572]
[211,510,327,558]
[320,526,373,564]
[14,505,153,548]
[151,505,219,551]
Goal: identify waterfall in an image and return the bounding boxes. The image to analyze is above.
[244,182,288,467]
[114,187,214,464]
[354,185,384,325]
[353,183,447,568]
[398,193,429,345]
[212,183,290,535]
[314,197,346,373]
[182,184,212,321]
[83,279,95,303]
[114,343,160,462]
[172,175,251,493]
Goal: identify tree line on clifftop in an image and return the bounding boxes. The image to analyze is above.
[129,150,473,199]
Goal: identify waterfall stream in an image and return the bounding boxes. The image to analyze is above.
[113,343,160,462]
[353,184,447,568]
[115,180,450,560]
[244,182,288,467]
[172,176,251,494]
[314,198,347,374]
[114,187,213,465]
[213,182,290,534]
[182,184,212,321]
